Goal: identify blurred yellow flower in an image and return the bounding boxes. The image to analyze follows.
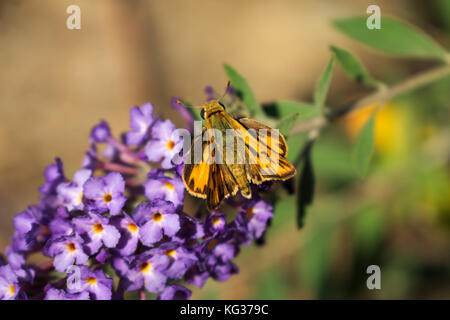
[342,102,408,155]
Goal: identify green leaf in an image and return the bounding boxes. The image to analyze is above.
[314,56,335,112]
[296,142,315,229]
[275,100,320,119]
[286,133,307,164]
[352,114,375,176]
[224,64,261,116]
[277,112,299,138]
[333,17,448,61]
[298,224,331,296]
[330,45,377,87]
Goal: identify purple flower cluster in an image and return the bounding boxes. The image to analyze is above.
[0,94,274,300]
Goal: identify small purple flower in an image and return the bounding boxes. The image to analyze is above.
[5,247,35,284]
[144,169,184,209]
[45,288,90,300]
[39,158,65,195]
[73,213,120,255]
[239,199,274,239]
[210,260,238,282]
[174,214,205,242]
[125,252,169,293]
[157,242,197,279]
[0,265,20,300]
[44,234,89,272]
[83,172,127,216]
[125,102,154,146]
[67,266,113,300]
[57,169,92,211]
[90,120,111,143]
[111,256,133,278]
[5,247,26,271]
[49,218,74,237]
[184,264,209,288]
[111,213,140,256]
[133,200,180,246]
[211,242,237,262]
[145,119,183,169]
[157,285,191,300]
[13,206,41,247]
[82,148,99,171]
[204,213,227,235]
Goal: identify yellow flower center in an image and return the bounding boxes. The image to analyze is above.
[166,140,175,150]
[9,284,15,295]
[139,262,152,273]
[212,216,222,227]
[86,277,97,285]
[164,182,174,191]
[66,242,76,252]
[93,223,104,233]
[103,193,112,203]
[76,192,83,205]
[165,249,176,258]
[128,222,138,233]
[152,212,163,222]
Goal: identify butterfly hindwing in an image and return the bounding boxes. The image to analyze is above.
[224,114,296,185]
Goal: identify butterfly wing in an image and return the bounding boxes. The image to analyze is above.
[182,127,239,210]
[232,116,296,184]
[206,112,253,199]
[182,130,209,199]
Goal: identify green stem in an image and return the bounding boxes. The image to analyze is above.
[290,64,450,135]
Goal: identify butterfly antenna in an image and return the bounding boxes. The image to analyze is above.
[218,80,231,102]
[175,99,202,109]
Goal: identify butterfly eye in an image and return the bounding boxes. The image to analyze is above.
[200,109,205,120]
[218,101,226,109]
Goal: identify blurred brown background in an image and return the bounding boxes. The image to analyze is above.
[1,0,449,299]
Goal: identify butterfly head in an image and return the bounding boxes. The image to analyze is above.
[200,100,226,119]
[176,80,230,120]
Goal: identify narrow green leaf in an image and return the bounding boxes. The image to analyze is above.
[352,114,375,176]
[314,56,335,112]
[330,45,377,87]
[277,112,299,138]
[298,224,331,296]
[275,100,320,120]
[333,17,448,61]
[224,64,261,116]
[296,142,315,229]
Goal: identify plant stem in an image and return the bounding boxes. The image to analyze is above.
[290,64,450,136]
